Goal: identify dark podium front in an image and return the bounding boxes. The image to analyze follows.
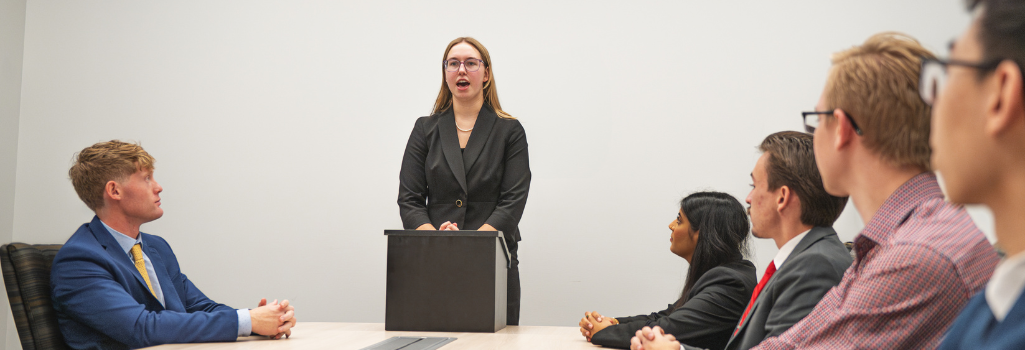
[384,230,511,333]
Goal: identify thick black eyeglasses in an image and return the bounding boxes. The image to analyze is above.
[919,57,1001,106]
[802,110,862,135]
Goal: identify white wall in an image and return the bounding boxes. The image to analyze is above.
[1,0,27,347]
[5,1,984,344]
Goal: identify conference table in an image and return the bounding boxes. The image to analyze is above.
[145,322,603,350]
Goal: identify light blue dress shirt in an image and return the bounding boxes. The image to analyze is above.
[101,221,252,337]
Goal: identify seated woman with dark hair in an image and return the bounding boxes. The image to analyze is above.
[579,191,757,350]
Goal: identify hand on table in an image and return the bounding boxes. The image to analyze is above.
[630,326,679,350]
[416,223,437,230]
[438,221,459,230]
[578,311,618,342]
[478,224,497,231]
[252,298,296,339]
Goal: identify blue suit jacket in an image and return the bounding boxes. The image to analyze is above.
[51,216,238,349]
[938,290,1025,350]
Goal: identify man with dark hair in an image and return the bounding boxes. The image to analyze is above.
[671,131,854,350]
[927,0,1025,348]
[727,131,852,350]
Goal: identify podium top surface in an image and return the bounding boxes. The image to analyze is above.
[384,230,505,240]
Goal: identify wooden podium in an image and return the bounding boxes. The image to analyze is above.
[383,230,511,333]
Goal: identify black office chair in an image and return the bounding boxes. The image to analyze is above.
[1,243,68,350]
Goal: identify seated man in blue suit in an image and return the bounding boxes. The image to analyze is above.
[51,140,297,349]
[929,1,1025,348]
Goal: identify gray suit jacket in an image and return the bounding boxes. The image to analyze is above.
[684,227,853,350]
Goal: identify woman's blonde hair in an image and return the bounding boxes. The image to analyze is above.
[431,37,514,119]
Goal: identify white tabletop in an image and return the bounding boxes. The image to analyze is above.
[144,322,602,350]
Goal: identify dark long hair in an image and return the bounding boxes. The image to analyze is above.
[672,191,750,311]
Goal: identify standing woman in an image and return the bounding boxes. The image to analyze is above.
[398,37,531,325]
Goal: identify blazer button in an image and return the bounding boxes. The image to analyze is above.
[456,199,463,207]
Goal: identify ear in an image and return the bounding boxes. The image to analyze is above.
[776,185,793,214]
[986,60,1025,138]
[104,180,121,202]
[484,66,490,83]
[833,109,856,150]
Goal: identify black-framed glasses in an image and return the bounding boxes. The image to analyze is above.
[919,57,1000,106]
[443,58,485,72]
[802,110,862,135]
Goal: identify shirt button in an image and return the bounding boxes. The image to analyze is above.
[456,199,463,207]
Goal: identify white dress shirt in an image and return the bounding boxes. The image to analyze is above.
[773,230,811,269]
[985,251,1025,321]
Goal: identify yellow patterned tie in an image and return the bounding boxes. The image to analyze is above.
[130,243,156,297]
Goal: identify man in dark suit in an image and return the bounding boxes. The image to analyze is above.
[629,131,852,350]
[930,1,1025,348]
[51,140,297,350]
[708,131,852,350]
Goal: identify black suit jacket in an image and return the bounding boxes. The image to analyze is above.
[398,104,530,243]
[683,227,853,350]
[590,260,757,350]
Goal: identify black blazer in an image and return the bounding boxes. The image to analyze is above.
[398,104,530,243]
[590,260,757,350]
[682,227,853,350]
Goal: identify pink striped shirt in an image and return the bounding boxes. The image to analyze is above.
[753,173,999,350]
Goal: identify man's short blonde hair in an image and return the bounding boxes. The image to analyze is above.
[69,140,155,211]
[826,32,936,170]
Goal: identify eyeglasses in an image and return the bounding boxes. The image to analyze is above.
[919,57,1000,106]
[802,110,863,135]
[443,58,485,72]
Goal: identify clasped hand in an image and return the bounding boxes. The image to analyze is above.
[578,311,618,342]
[416,222,498,231]
[630,326,680,350]
[250,298,297,339]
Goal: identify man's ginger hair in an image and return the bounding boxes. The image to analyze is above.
[69,140,155,211]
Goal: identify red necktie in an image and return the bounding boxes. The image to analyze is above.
[735,263,777,335]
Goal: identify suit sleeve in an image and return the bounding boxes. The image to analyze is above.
[51,245,238,348]
[614,304,675,324]
[484,121,530,234]
[592,276,749,349]
[398,117,433,229]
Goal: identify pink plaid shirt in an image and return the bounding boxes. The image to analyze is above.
[752,173,999,350]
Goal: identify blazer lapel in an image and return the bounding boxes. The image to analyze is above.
[732,228,836,340]
[733,291,763,340]
[142,235,183,312]
[462,104,497,173]
[438,109,468,193]
[88,217,162,306]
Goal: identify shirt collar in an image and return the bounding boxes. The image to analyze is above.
[100,220,142,255]
[857,172,943,246]
[773,229,811,269]
[986,252,1025,321]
